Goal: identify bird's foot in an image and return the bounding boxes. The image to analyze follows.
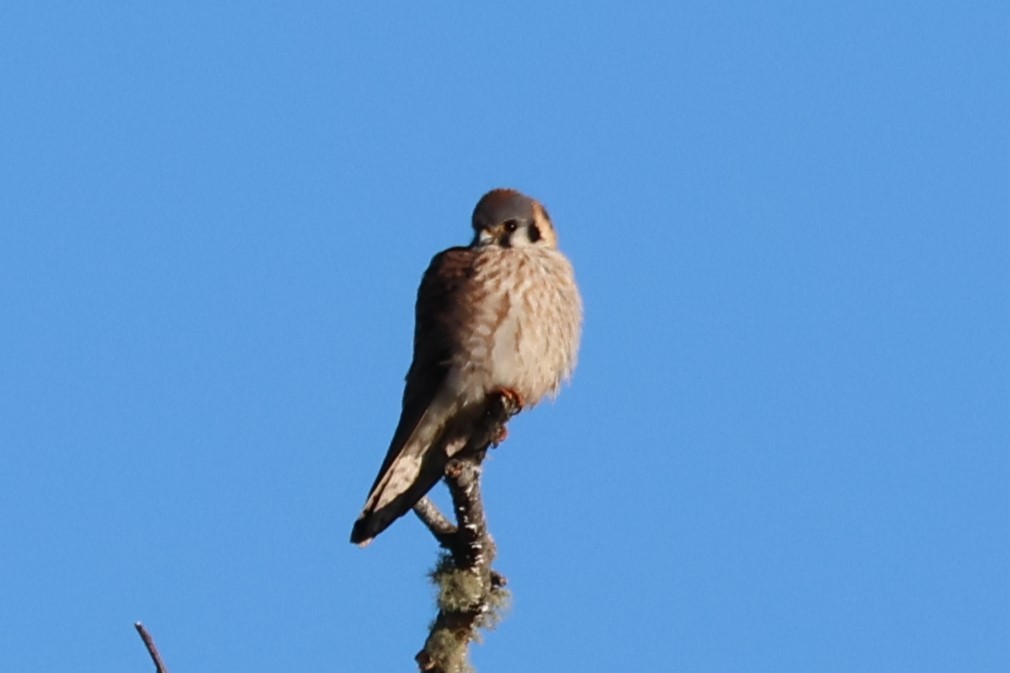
[492,387,524,410]
[487,387,522,448]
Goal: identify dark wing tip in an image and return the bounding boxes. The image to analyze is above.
[350,516,375,547]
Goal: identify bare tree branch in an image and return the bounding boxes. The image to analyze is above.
[134,622,170,673]
[414,495,457,545]
[415,392,519,673]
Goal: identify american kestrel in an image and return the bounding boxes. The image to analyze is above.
[350,188,583,546]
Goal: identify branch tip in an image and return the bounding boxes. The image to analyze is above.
[134,621,170,673]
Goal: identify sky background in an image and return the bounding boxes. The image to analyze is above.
[2,2,1008,672]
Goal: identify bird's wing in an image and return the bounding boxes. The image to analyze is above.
[350,247,476,545]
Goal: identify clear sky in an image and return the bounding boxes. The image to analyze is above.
[2,2,1008,672]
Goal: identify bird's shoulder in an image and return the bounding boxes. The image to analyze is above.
[423,246,478,282]
[415,245,481,307]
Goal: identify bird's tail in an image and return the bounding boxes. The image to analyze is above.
[350,401,460,546]
[350,447,448,546]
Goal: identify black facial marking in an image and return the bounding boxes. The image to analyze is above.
[528,224,542,243]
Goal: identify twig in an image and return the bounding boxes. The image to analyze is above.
[134,622,170,673]
[415,392,519,673]
[414,495,457,546]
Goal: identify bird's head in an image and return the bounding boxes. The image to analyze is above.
[470,188,558,249]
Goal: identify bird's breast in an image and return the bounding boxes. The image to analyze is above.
[450,247,582,406]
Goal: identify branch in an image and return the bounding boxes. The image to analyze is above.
[134,622,170,673]
[415,392,519,673]
[413,495,457,546]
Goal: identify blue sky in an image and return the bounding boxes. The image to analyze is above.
[2,2,1008,671]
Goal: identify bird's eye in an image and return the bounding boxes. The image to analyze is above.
[503,219,519,233]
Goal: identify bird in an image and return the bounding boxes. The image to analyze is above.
[350,188,583,546]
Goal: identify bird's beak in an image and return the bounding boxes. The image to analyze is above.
[474,226,497,246]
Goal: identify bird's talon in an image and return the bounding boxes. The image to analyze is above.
[493,387,524,410]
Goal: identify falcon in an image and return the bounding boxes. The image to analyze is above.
[350,188,582,546]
